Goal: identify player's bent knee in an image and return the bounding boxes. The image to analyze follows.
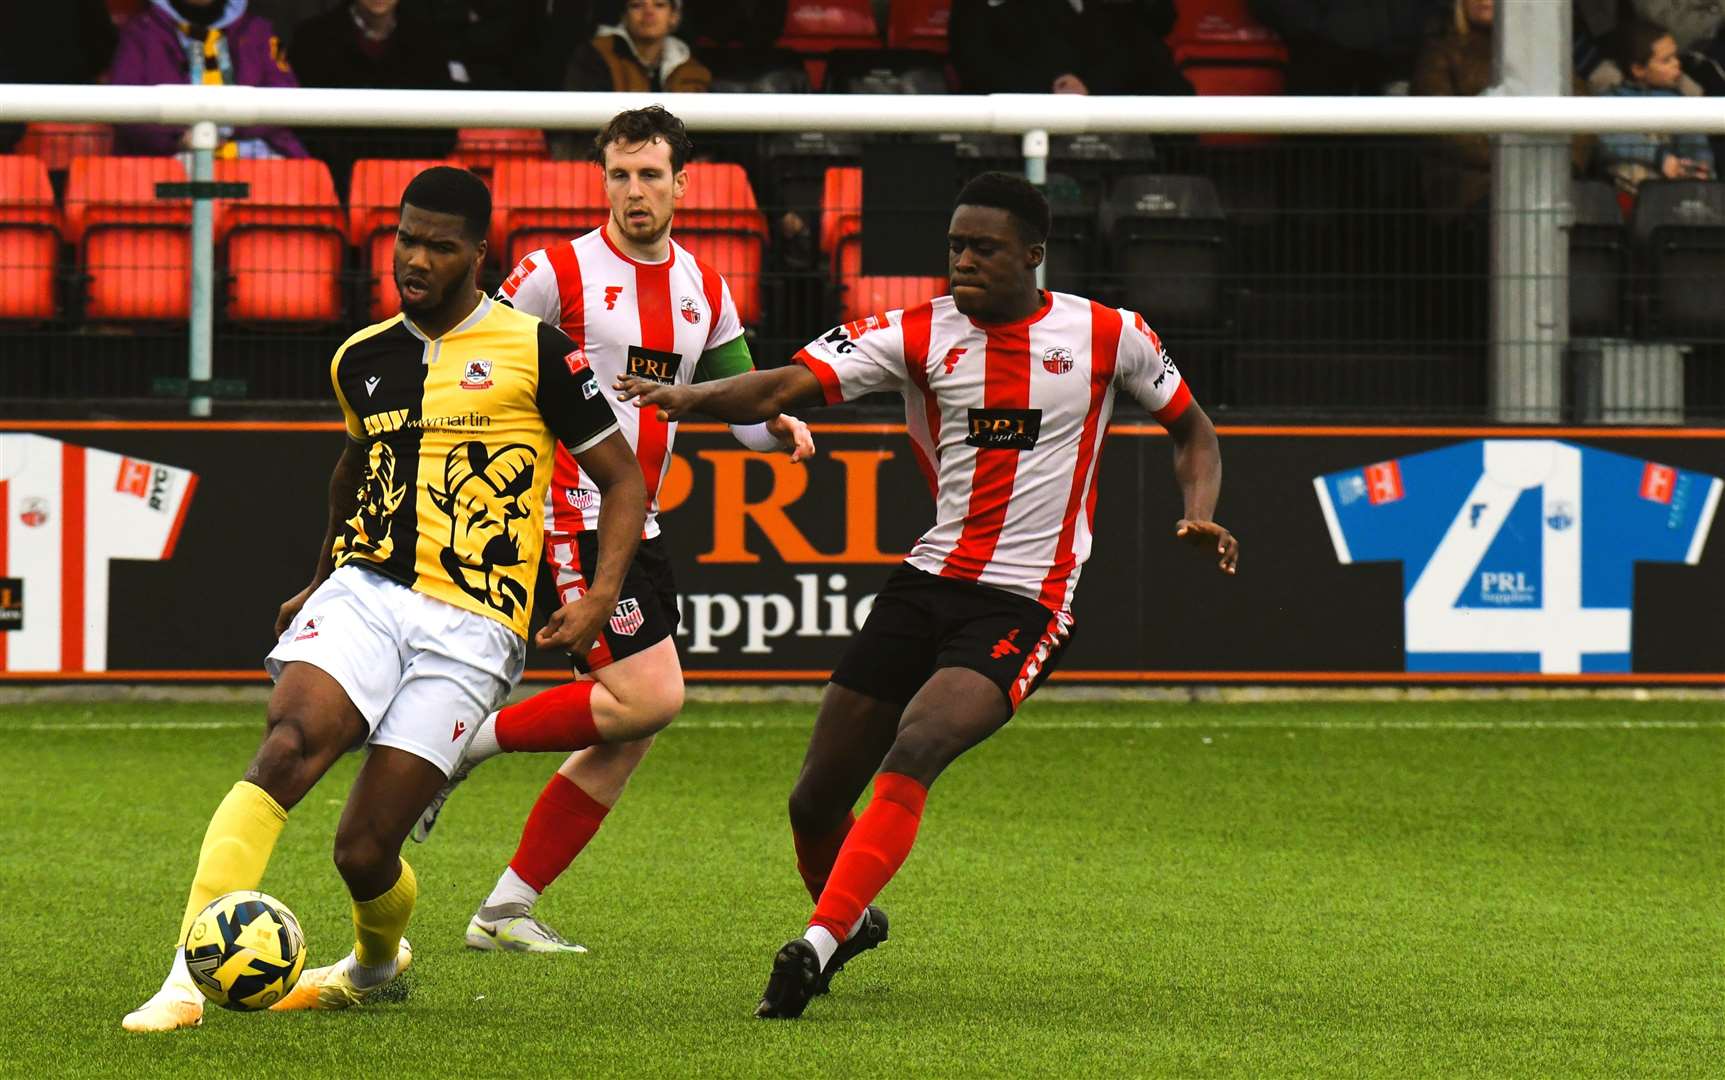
[330,826,393,888]
[879,729,963,787]
[787,781,849,834]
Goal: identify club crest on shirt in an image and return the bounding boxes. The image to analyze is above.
[1041,346,1074,375]
[461,359,494,391]
[680,296,702,325]
[564,487,598,511]
[18,497,49,528]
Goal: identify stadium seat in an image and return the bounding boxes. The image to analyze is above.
[15,123,114,173]
[1632,179,1725,338]
[1165,0,1288,143]
[64,155,190,321]
[452,128,549,181]
[1103,174,1227,329]
[348,158,448,321]
[1043,173,1098,296]
[778,0,882,87]
[680,162,770,327]
[213,159,345,323]
[887,0,951,52]
[490,160,608,266]
[0,156,61,320]
[1569,180,1625,337]
[822,166,946,321]
[823,51,950,94]
[705,47,813,94]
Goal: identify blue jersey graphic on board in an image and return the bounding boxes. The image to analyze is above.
[1313,440,1721,673]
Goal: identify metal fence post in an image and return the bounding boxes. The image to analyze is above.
[188,120,217,418]
[1491,0,1571,422]
[1024,128,1049,289]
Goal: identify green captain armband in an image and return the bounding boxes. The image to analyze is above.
[693,336,753,383]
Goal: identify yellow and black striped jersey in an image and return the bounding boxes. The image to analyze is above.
[328,295,618,638]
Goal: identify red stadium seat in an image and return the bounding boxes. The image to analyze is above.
[779,0,882,86]
[490,160,608,266]
[822,167,944,322]
[1166,1,1287,143]
[679,162,769,327]
[15,123,115,173]
[348,158,448,321]
[887,0,951,52]
[213,159,345,323]
[452,128,549,181]
[0,156,61,320]
[65,156,190,321]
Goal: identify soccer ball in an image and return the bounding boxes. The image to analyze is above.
[182,890,306,1011]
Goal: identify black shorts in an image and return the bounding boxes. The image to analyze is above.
[830,564,1073,713]
[545,531,679,673]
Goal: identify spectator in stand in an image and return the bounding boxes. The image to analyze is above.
[1250,0,1445,95]
[1412,0,1592,217]
[1596,19,1714,194]
[950,0,1188,95]
[1631,0,1723,51]
[109,0,307,158]
[0,0,118,151]
[549,0,710,158]
[289,0,457,186]
[427,0,547,90]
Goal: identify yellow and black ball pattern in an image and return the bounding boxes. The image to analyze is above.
[183,891,306,1011]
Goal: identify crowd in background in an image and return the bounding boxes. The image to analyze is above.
[4,0,1724,212]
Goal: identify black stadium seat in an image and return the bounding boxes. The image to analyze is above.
[1632,179,1725,338]
[1569,180,1626,337]
[1102,174,1227,329]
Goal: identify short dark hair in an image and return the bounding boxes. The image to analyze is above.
[593,105,695,171]
[400,166,490,243]
[1612,18,1672,74]
[954,171,1051,245]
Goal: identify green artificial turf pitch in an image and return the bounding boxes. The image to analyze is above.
[1,698,1720,1078]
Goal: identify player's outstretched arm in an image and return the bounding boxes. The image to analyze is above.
[276,441,366,636]
[539,430,645,655]
[616,365,826,425]
[1164,402,1239,575]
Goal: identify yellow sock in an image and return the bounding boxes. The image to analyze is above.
[177,781,288,944]
[353,858,418,969]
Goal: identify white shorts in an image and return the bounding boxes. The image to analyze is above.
[266,565,526,777]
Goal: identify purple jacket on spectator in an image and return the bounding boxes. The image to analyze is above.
[109,0,305,158]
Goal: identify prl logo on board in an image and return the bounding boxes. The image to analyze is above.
[1313,439,1722,674]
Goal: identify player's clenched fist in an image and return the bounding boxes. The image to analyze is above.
[1175,518,1239,575]
[536,589,614,657]
[615,374,696,421]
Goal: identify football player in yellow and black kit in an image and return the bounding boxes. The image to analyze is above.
[122,167,645,1031]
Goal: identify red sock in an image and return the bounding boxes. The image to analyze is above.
[793,811,856,903]
[507,772,611,893]
[496,682,600,753]
[808,773,927,940]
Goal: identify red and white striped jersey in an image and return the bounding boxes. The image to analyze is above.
[497,227,745,539]
[793,292,1193,613]
[0,435,198,672]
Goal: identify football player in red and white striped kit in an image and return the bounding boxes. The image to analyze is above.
[410,107,814,954]
[619,171,1239,1018]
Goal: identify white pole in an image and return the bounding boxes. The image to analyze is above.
[187,120,217,419]
[1024,128,1049,289]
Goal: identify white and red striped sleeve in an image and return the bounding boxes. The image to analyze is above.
[1116,310,1192,426]
[494,248,561,326]
[791,311,908,405]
